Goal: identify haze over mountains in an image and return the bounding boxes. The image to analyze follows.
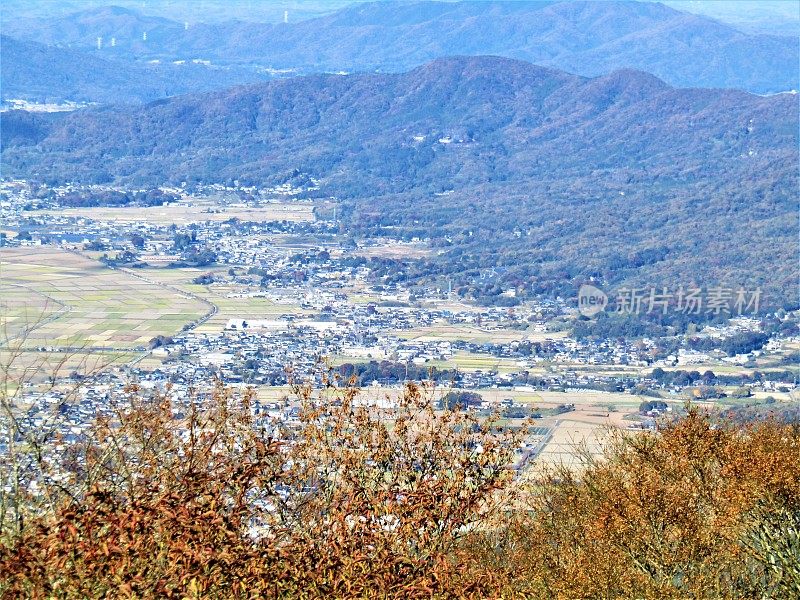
[0,0,349,24]
[2,0,797,106]
[4,56,796,304]
[0,35,270,105]
[4,0,798,34]
[4,56,795,185]
[665,1,800,36]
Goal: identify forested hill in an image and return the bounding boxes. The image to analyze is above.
[0,35,272,105]
[4,1,798,95]
[3,56,797,308]
[4,57,794,189]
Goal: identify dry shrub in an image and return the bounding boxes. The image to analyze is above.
[2,374,798,599]
[465,408,800,598]
[0,377,517,598]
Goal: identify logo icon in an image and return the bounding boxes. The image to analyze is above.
[577,284,608,317]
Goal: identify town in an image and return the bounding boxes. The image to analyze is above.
[2,179,798,466]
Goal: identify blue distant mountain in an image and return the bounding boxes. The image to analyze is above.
[3,1,797,103]
[0,35,276,105]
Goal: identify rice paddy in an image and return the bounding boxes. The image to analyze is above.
[132,267,314,334]
[0,247,208,349]
[32,201,315,225]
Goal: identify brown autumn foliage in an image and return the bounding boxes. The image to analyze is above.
[467,409,800,598]
[0,376,518,598]
[0,370,798,598]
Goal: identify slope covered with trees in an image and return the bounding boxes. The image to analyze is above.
[3,1,797,95]
[3,56,797,309]
[0,35,274,105]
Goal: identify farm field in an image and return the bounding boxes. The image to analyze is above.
[511,389,645,409]
[0,247,208,349]
[354,242,431,259]
[397,324,567,344]
[0,348,136,389]
[448,352,524,373]
[32,201,314,225]
[531,419,610,469]
[134,267,313,334]
[0,282,61,341]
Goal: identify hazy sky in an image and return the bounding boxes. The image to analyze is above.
[2,0,798,34]
[664,1,799,34]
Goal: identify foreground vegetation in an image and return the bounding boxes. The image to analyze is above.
[1,376,798,598]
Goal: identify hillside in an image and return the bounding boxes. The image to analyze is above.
[3,6,183,49]
[1,35,171,104]
[0,35,274,105]
[3,1,797,95]
[3,56,798,308]
[0,110,55,148]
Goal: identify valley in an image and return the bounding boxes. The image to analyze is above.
[1,3,798,595]
[2,179,797,471]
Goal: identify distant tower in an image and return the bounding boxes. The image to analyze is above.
[110,37,116,47]
[142,31,148,42]
[96,36,103,50]
[284,10,288,24]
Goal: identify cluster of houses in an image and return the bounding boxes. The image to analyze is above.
[2,179,799,467]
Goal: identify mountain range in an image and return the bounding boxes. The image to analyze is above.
[0,35,278,105]
[2,0,797,106]
[3,56,797,305]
